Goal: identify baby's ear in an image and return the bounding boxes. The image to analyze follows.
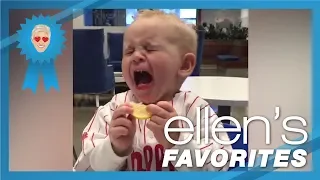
[178,53,196,78]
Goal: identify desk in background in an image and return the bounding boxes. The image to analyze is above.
[181,76,248,123]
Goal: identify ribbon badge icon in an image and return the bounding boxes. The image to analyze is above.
[16,15,66,93]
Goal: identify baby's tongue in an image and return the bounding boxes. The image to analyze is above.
[137,83,151,90]
[137,74,152,84]
[135,71,153,90]
[137,78,152,90]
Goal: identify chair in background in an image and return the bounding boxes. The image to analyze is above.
[191,29,205,76]
[73,29,116,160]
[106,32,124,73]
[216,54,240,73]
[217,55,240,62]
[223,123,249,171]
[73,29,116,107]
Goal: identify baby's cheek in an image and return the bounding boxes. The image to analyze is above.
[121,64,131,79]
[121,61,130,73]
[156,63,176,77]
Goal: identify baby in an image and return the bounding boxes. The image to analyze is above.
[74,10,232,171]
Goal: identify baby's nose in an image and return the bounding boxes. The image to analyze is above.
[132,56,145,63]
[132,51,146,63]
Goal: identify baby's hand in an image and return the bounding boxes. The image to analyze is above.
[109,103,136,157]
[146,101,180,149]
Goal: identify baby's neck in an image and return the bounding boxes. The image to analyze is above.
[161,90,181,101]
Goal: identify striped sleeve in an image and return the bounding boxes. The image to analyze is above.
[73,95,128,171]
[171,92,233,171]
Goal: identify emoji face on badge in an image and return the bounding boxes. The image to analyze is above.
[31,24,51,53]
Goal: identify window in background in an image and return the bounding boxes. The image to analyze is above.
[179,9,197,24]
[126,9,139,25]
[125,9,197,25]
[83,9,197,26]
[84,9,126,26]
[241,9,249,27]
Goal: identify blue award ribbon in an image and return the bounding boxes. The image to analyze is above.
[22,60,59,93]
[16,15,66,94]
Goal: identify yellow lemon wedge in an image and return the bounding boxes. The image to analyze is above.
[131,103,152,119]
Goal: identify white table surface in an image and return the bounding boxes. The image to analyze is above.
[113,72,125,83]
[180,76,248,106]
[113,75,248,106]
[115,76,125,83]
[107,65,125,83]
[114,72,122,76]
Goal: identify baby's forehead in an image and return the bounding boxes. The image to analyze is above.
[125,22,173,39]
[125,17,194,51]
[126,18,180,36]
[130,17,169,29]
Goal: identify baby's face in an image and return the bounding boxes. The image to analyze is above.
[122,18,182,104]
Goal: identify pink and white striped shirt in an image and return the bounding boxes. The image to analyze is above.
[73,90,232,171]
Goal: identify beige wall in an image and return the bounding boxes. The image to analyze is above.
[9,10,73,171]
[249,10,311,171]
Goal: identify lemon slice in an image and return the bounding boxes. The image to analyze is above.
[131,103,152,119]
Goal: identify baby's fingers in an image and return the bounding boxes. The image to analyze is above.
[111,117,134,130]
[112,104,133,120]
[109,126,129,137]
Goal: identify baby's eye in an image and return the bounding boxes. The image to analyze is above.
[145,46,156,52]
[124,49,134,55]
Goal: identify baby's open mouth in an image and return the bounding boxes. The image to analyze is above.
[134,70,153,89]
[37,45,45,48]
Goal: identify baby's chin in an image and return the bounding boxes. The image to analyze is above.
[133,92,158,105]
[130,89,160,105]
[133,89,177,105]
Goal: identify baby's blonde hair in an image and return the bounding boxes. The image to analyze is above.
[134,10,198,55]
